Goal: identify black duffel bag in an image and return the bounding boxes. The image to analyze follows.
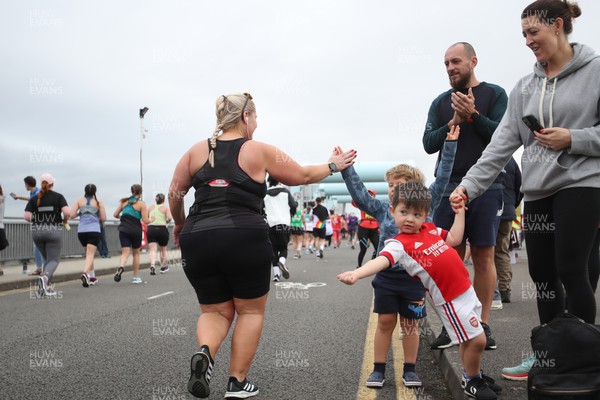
[528,313,600,399]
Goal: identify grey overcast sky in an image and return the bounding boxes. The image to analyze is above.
[2,0,599,217]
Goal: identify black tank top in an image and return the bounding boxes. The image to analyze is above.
[182,138,267,233]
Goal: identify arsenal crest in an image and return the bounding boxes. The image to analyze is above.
[469,316,479,328]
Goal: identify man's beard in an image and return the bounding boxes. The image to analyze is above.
[449,68,472,89]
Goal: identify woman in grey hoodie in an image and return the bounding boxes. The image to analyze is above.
[449,0,600,379]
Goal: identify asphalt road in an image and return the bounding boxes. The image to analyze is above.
[0,245,451,400]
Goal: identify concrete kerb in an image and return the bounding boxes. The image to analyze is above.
[422,297,470,400]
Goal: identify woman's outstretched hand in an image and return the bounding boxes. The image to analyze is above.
[330,147,357,172]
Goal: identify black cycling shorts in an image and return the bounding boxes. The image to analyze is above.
[313,227,326,239]
[147,225,169,246]
[180,228,272,304]
[78,232,101,247]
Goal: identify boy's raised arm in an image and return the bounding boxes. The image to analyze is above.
[341,165,386,218]
[428,126,459,221]
[444,202,466,247]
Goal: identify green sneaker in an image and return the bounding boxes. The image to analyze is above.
[501,354,535,381]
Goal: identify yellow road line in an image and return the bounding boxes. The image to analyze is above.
[392,322,416,400]
[357,295,416,400]
[356,296,378,400]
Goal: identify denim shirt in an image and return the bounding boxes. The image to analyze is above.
[341,140,457,273]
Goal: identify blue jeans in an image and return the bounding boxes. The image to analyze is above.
[34,243,44,269]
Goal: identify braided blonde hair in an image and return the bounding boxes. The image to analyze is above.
[208,93,255,167]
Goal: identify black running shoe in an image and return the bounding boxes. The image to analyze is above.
[482,322,497,350]
[188,345,214,398]
[464,376,497,399]
[114,266,124,282]
[81,273,90,288]
[225,376,259,399]
[278,262,290,279]
[482,374,502,393]
[461,371,502,394]
[150,266,156,276]
[430,327,453,349]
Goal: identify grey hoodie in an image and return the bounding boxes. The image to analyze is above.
[461,43,600,202]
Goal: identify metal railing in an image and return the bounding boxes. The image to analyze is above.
[0,218,176,262]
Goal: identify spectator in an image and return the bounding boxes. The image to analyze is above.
[0,184,7,275]
[450,0,600,380]
[97,223,110,258]
[338,126,458,388]
[423,41,508,350]
[339,182,500,399]
[494,158,523,305]
[12,176,45,275]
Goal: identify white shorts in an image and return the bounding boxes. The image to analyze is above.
[436,286,483,344]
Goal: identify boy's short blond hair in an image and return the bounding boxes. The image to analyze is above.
[385,164,425,185]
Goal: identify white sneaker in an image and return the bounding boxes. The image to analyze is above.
[132,277,142,284]
[37,275,49,296]
[273,274,280,282]
[491,299,503,310]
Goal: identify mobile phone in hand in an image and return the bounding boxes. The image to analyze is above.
[10,192,17,199]
[522,115,544,133]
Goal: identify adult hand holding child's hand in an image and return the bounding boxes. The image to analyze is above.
[449,186,468,214]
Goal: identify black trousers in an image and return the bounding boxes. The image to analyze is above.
[524,187,600,324]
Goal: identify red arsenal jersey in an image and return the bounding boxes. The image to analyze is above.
[379,222,471,305]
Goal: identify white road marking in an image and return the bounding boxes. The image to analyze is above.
[147,291,174,300]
